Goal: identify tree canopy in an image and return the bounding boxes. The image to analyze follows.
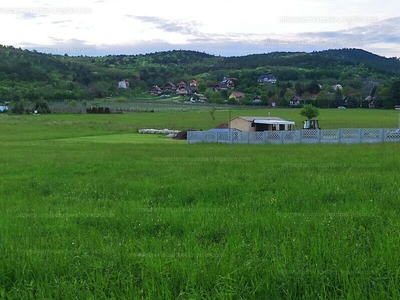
[300,104,320,120]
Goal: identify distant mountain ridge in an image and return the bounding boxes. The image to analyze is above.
[1,45,399,74]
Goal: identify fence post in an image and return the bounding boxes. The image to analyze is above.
[338,129,342,144]
[318,129,322,143]
[189,131,194,144]
[358,129,362,143]
[280,131,284,144]
[380,129,384,143]
[299,130,302,144]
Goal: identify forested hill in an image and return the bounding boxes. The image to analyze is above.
[313,49,400,74]
[223,49,400,74]
[0,45,399,103]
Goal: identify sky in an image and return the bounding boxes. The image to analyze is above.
[1,0,399,58]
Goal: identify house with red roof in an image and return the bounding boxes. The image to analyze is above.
[176,81,186,89]
[189,80,198,88]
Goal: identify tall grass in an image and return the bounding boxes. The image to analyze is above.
[0,111,399,299]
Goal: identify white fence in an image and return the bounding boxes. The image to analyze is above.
[187,129,400,144]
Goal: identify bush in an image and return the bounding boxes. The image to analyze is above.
[116,96,129,103]
[11,101,25,114]
[34,100,51,114]
[300,104,319,120]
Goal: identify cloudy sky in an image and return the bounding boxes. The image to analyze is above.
[1,0,399,57]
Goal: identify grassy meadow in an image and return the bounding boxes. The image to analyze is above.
[0,109,400,299]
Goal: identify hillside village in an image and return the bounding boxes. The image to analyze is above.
[138,73,386,109]
[0,46,399,110]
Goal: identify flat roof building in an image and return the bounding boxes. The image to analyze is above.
[229,116,295,132]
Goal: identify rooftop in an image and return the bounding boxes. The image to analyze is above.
[230,116,295,125]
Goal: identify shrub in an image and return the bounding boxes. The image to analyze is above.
[34,100,51,114]
[11,101,25,114]
[117,96,129,103]
[300,104,319,120]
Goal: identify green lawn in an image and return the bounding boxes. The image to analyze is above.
[0,109,399,299]
[59,133,184,144]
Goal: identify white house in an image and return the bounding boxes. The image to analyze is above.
[257,74,277,84]
[332,84,343,90]
[118,80,129,89]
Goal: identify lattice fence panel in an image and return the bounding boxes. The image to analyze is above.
[301,130,319,139]
[322,130,338,140]
[188,131,204,141]
[204,132,217,142]
[249,132,265,143]
[232,131,243,141]
[283,131,297,141]
[385,129,400,141]
[341,128,358,139]
[217,132,230,141]
[266,131,281,140]
[362,129,380,140]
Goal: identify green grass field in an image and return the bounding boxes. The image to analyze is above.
[1,109,399,299]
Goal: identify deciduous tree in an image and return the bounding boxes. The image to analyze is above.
[300,104,319,120]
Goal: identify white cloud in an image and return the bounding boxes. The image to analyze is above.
[1,0,399,57]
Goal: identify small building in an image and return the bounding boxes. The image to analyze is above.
[229,116,295,132]
[332,84,343,90]
[118,80,129,89]
[258,74,277,84]
[176,81,186,89]
[252,96,262,104]
[164,82,176,91]
[213,83,229,91]
[0,101,9,112]
[290,96,302,108]
[176,86,194,96]
[149,85,162,95]
[190,93,207,102]
[214,77,235,91]
[189,80,198,88]
[230,92,246,100]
